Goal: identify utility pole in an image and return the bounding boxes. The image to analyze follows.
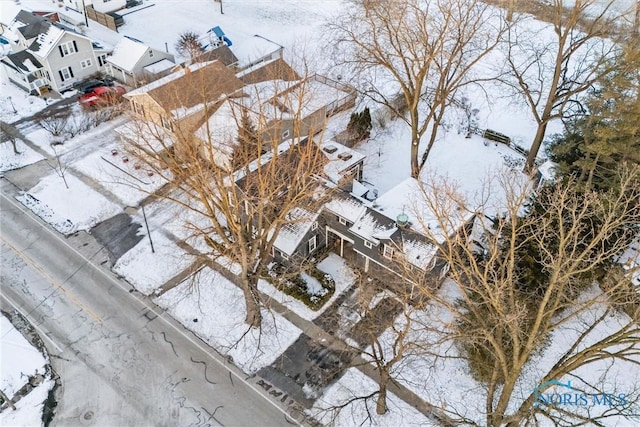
[141,203,155,253]
[80,0,89,27]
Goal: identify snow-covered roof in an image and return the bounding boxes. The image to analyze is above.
[348,210,396,244]
[108,37,152,72]
[402,237,437,270]
[231,34,282,67]
[143,58,176,75]
[374,177,471,243]
[272,208,320,256]
[194,100,240,168]
[319,140,365,183]
[324,196,367,224]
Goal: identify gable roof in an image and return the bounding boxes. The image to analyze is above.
[127,61,244,117]
[238,57,300,85]
[107,37,152,72]
[13,10,50,39]
[193,45,239,67]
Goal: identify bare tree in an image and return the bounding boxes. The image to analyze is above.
[502,0,632,173]
[48,142,70,189]
[410,166,640,425]
[0,121,22,155]
[329,0,507,178]
[38,113,70,137]
[125,74,332,328]
[175,31,205,62]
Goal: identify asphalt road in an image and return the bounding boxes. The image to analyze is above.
[0,181,299,427]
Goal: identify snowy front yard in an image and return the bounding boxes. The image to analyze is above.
[16,173,121,235]
[155,267,302,374]
[113,233,196,295]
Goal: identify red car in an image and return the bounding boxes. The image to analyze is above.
[79,85,126,108]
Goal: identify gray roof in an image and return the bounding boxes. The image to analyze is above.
[3,50,44,75]
[14,10,51,40]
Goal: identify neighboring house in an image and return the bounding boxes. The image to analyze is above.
[61,0,127,14]
[0,10,109,94]
[230,34,284,70]
[195,62,356,168]
[106,37,176,87]
[124,60,244,135]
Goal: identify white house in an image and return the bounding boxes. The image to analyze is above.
[106,37,175,87]
[0,10,109,94]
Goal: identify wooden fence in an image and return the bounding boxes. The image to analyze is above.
[85,6,120,32]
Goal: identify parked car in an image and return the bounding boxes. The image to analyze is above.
[73,77,115,94]
[79,85,126,108]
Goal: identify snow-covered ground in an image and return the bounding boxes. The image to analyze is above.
[155,267,301,374]
[113,233,195,295]
[258,253,357,321]
[16,172,122,235]
[72,139,168,207]
[0,315,53,427]
[0,140,44,173]
[0,378,53,427]
[312,368,438,427]
[2,1,637,424]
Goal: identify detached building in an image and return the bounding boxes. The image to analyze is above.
[106,37,176,87]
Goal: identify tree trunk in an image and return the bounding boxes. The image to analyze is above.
[419,108,445,173]
[241,274,262,328]
[524,121,548,174]
[376,369,390,415]
[10,139,20,155]
[410,136,420,178]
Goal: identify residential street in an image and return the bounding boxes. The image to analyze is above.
[0,180,299,426]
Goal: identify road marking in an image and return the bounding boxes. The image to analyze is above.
[1,234,103,324]
[0,292,64,353]
[0,191,302,426]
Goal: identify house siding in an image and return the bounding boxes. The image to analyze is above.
[39,33,99,92]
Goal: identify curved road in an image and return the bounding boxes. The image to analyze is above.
[0,181,300,426]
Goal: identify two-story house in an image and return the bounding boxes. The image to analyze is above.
[123,60,244,136]
[194,59,356,169]
[1,10,109,94]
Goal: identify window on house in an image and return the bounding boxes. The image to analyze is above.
[98,54,107,67]
[58,66,74,82]
[58,41,78,57]
[132,102,145,116]
[160,115,173,131]
[282,129,290,139]
[364,240,372,249]
[308,235,317,253]
[311,221,318,231]
[281,251,289,261]
[383,244,394,260]
[80,59,92,69]
[149,49,154,58]
[338,216,347,226]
